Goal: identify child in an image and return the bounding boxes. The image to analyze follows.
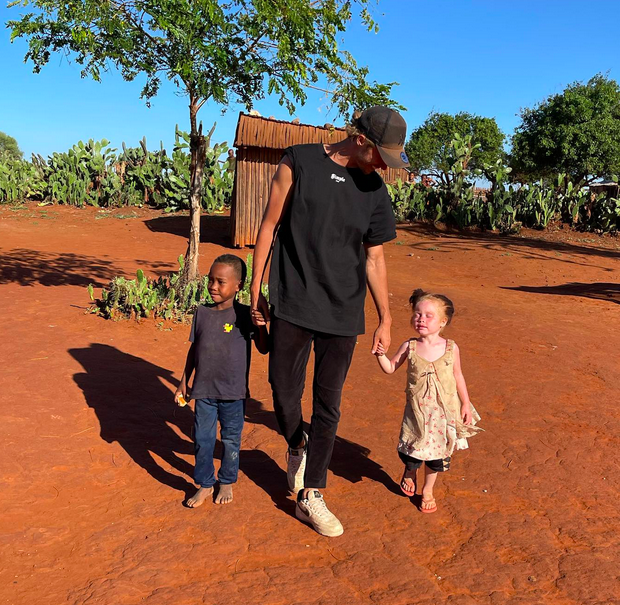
[375,289,482,513]
[174,254,268,507]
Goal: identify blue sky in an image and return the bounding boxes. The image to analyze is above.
[2,0,620,158]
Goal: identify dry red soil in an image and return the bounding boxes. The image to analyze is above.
[1,204,619,605]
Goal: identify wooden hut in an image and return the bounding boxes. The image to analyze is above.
[230,112,409,247]
[589,180,619,198]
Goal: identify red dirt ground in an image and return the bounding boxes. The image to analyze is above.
[1,204,619,605]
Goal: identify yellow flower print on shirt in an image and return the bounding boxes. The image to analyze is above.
[223,323,234,333]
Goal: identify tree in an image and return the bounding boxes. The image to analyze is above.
[511,74,620,185]
[9,0,400,283]
[405,112,505,186]
[0,131,23,160]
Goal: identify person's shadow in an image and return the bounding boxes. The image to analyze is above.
[70,345,400,508]
[243,398,401,506]
[69,343,196,498]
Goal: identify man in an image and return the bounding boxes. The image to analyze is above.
[250,106,409,537]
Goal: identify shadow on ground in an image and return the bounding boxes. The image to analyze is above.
[144,214,235,248]
[399,223,620,271]
[69,344,196,497]
[503,282,620,304]
[244,398,401,499]
[68,346,399,504]
[0,249,119,287]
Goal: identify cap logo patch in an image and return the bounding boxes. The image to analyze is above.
[400,152,408,163]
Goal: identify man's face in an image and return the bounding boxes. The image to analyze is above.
[356,137,387,174]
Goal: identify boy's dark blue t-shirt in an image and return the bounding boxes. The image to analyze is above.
[189,301,256,401]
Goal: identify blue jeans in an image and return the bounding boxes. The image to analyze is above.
[194,398,245,488]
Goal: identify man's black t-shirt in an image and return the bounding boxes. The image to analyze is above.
[189,302,255,400]
[269,143,396,336]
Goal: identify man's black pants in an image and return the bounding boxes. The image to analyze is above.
[268,316,357,489]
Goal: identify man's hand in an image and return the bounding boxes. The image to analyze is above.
[371,321,391,355]
[251,292,270,326]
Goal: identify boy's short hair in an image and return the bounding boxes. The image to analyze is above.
[212,254,247,286]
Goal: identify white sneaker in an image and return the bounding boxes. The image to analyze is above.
[296,490,344,537]
[286,433,307,494]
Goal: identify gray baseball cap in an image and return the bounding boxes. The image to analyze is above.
[358,106,410,169]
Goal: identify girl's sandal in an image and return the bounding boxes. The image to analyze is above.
[400,472,416,497]
[420,497,437,514]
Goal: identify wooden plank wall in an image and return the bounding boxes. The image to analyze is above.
[231,147,283,248]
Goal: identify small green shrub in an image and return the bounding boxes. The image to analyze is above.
[88,253,268,321]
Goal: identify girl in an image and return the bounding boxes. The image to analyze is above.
[375,289,482,513]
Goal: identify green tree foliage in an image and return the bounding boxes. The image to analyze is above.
[511,74,620,184]
[8,0,400,282]
[0,131,23,160]
[405,112,505,185]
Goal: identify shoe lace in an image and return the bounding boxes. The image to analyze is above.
[286,448,305,473]
[306,495,330,519]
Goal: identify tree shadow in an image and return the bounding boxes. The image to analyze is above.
[502,282,620,304]
[399,223,620,271]
[144,214,235,248]
[244,398,401,499]
[69,343,196,497]
[0,249,119,287]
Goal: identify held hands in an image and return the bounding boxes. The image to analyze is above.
[371,322,391,356]
[251,292,270,327]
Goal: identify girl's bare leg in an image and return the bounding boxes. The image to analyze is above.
[421,468,438,511]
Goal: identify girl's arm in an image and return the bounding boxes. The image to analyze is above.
[174,343,196,403]
[453,343,472,424]
[376,339,410,374]
[253,325,269,355]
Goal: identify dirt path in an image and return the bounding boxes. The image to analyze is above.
[1,204,619,605]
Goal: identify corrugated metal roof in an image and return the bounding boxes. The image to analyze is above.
[234,112,347,149]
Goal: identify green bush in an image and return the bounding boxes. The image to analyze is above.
[0,152,45,203]
[387,136,620,235]
[1,128,233,212]
[88,253,268,322]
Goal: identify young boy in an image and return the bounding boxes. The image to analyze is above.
[175,254,268,507]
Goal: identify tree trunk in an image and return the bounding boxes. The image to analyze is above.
[182,100,207,285]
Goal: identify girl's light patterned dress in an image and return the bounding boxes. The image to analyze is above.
[398,339,482,460]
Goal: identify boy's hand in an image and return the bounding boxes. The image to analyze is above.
[174,388,189,406]
[461,403,472,425]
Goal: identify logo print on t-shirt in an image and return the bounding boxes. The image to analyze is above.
[331,173,345,183]
[223,323,233,333]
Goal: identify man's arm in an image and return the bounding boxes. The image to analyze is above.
[250,156,294,326]
[364,242,392,355]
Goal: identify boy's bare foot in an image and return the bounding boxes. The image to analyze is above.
[400,469,417,497]
[215,483,233,504]
[186,486,213,508]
